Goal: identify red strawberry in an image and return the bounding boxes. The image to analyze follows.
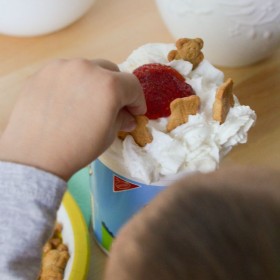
[133,63,194,119]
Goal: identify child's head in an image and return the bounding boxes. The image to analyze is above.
[105,166,280,280]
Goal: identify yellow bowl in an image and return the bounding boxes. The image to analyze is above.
[57,191,90,280]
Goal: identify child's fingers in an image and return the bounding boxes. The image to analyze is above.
[91,59,120,72]
[116,72,147,116]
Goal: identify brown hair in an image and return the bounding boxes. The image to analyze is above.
[105,167,280,280]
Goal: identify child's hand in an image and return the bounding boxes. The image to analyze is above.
[0,59,146,180]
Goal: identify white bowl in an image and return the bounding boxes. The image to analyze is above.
[0,0,96,37]
[155,0,280,67]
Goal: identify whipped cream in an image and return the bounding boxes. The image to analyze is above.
[102,43,256,184]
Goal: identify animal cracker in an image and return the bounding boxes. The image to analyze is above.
[212,78,234,124]
[168,38,204,69]
[118,115,153,147]
[167,95,200,132]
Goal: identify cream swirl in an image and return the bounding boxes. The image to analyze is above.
[103,43,256,184]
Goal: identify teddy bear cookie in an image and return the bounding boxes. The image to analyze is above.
[212,78,234,124]
[167,38,204,69]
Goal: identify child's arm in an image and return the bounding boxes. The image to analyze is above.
[0,59,145,279]
[0,162,66,279]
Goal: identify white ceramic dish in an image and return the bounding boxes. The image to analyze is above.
[0,0,96,36]
[155,0,280,67]
[57,191,90,280]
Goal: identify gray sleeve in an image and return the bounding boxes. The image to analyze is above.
[0,161,67,280]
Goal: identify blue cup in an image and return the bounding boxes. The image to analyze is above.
[90,158,166,252]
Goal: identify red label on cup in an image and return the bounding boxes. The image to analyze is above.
[113,175,140,192]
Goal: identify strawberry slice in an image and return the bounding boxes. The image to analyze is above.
[133,63,194,119]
